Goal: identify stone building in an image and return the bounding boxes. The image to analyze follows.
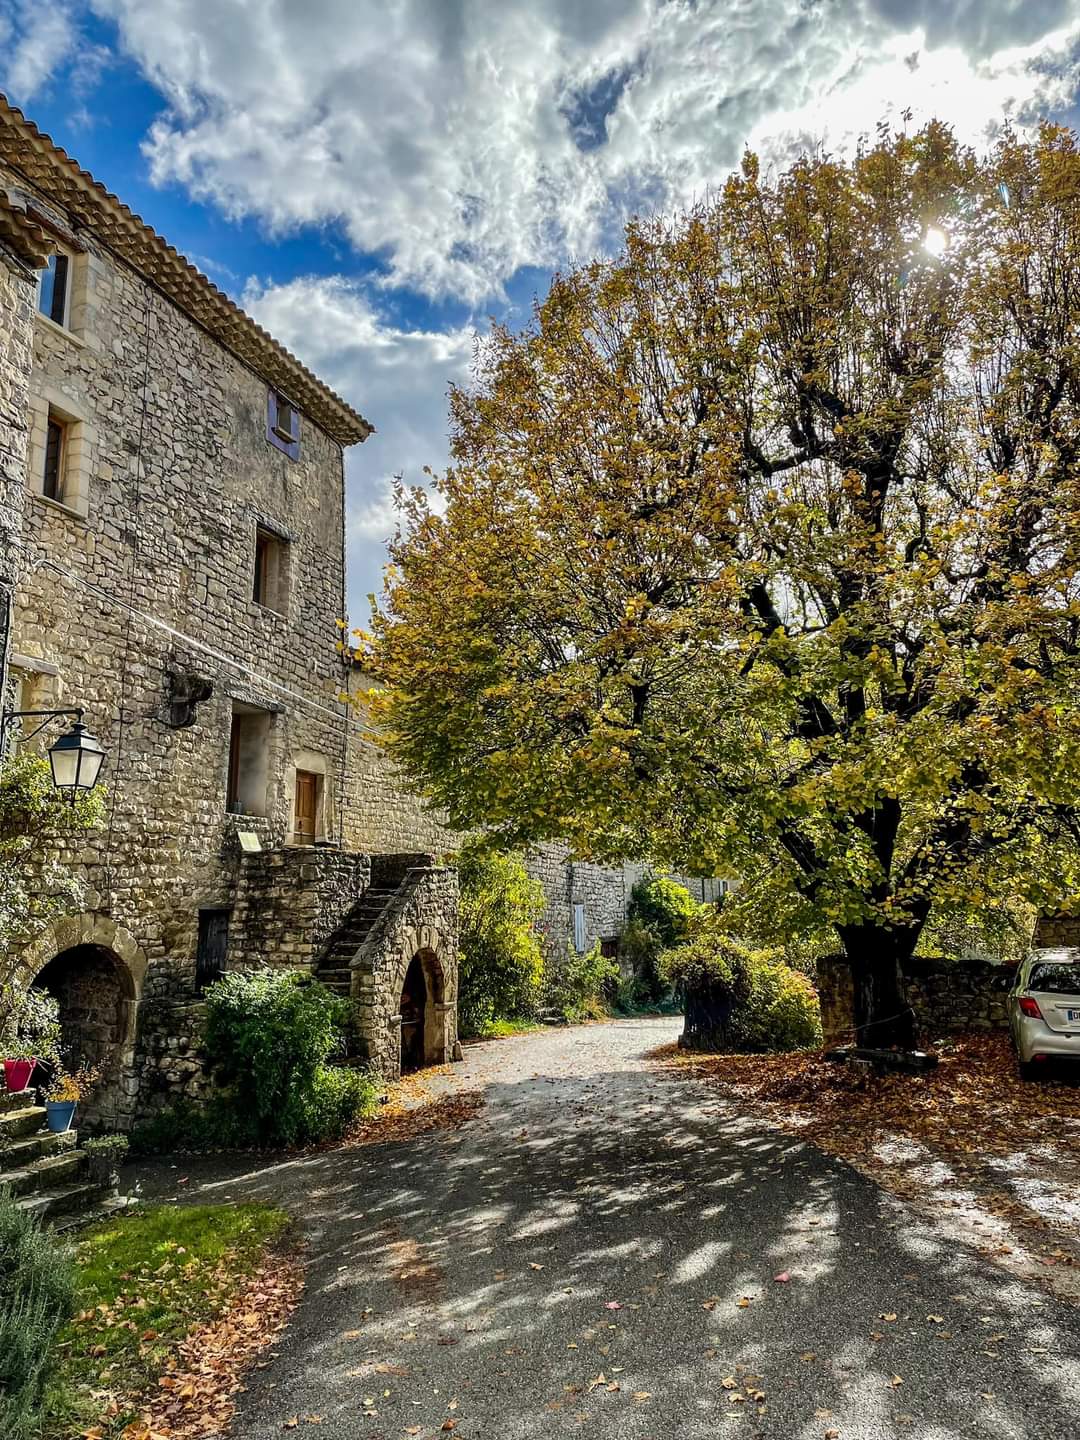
[0,97,458,1128]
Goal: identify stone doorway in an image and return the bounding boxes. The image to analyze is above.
[397,948,448,1074]
[399,954,427,1073]
[31,944,135,1125]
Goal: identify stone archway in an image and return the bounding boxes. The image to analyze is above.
[14,913,147,1129]
[352,907,458,1080]
[396,946,447,1074]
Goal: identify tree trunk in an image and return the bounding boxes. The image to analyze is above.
[836,925,919,1050]
[679,981,734,1051]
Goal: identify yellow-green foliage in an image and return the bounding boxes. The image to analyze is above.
[457,839,546,1035]
[366,121,1080,1044]
[663,923,822,1053]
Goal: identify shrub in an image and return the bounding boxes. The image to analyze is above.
[662,924,822,1053]
[136,971,379,1151]
[457,840,546,1036]
[0,1192,75,1440]
[628,876,700,948]
[300,1066,380,1143]
[546,941,621,1022]
[619,877,701,1007]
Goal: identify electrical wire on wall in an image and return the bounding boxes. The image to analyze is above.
[101,283,153,907]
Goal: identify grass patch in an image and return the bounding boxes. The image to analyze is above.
[45,1203,291,1438]
[468,1016,542,1040]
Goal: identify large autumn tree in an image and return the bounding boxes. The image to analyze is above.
[367,123,1080,1048]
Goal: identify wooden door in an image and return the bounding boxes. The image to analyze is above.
[294,770,318,843]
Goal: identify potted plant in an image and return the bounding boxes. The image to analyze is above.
[43,1064,100,1133]
[82,1132,129,1186]
[1,987,62,1094]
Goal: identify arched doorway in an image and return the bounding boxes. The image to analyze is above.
[397,948,447,1074]
[31,944,134,1124]
[399,954,427,1073]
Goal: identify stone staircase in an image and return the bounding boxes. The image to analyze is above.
[314,886,399,998]
[0,1087,109,1223]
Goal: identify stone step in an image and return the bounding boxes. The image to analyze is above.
[0,1148,87,1199]
[16,1179,109,1222]
[318,967,353,983]
[0,1129,76,1172]
[0,1087,36,1115]
[0,1105,48,1140]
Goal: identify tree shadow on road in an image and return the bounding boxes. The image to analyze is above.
[145,1041,1080,1439]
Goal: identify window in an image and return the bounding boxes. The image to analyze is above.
[293,769,322,844]
[42,415,65,500]
[37,251,70,327]
[226,704,272,816]
[195,908,230,994]
[253,525,288,611]
[28,392,95,517]
[599,936,619,960]
[267,389,300,459]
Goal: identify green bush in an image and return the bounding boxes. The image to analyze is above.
[618,877,701,1007]
[0,1192,75,1440]
[300,1066,380,1143]
[457,840,546,1036]
[662,924,822,1053]
[628,876,701,948]
[133,971,377,1151]
[546,941,621,1022]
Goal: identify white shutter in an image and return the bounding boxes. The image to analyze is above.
[573,903,586,953]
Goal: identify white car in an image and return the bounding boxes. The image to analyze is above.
[1008,949,1080,1078]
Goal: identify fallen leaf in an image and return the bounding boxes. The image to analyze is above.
[773,1271,791,1283]
[890,1375,904,1388]
[737,1297,751,1309]
[604,1301,622,1311]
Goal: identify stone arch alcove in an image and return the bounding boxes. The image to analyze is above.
[397,946,447,1074]
[15,913,147,1129]
[353,906,458,1080]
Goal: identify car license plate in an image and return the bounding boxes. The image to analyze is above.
[1068,1010,1080,1023]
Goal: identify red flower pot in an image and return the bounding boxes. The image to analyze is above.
[3,1058,36,1094]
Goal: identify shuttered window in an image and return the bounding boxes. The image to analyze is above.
[195,909,230,993]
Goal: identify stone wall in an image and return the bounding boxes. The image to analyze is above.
[817,953,1013,1048]
[0,235,36,701]
[1033,914,1080,947]
[230,848,372,971]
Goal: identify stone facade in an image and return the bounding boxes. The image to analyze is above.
[351,862,459,1077]
[817,954,1013,1048]
[0,104,459,1126]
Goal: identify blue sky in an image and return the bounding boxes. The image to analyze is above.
[3,0,1080,617]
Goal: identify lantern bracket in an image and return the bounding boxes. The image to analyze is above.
[1,707,85,743]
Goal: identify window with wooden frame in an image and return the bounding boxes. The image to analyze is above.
[42,414,66,501]
[195,908,231,994]
[253,525,288,612]
[37,250,70,327]
[267,388,300,459]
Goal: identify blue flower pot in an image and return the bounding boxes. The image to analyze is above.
[45,1100,77,1133]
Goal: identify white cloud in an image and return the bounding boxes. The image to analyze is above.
[90,0,1080,302]
[0,0,80,101]
[241,275,474,612]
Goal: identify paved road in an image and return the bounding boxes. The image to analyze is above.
[137,1018,1080,1438]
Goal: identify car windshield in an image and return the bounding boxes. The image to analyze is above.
[1029,963,1080,995]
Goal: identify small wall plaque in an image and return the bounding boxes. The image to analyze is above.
[237,831,262,853]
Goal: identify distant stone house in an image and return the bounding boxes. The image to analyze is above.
[0,96,459,1128]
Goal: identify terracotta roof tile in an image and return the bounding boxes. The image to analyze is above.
[0,188,54,268]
